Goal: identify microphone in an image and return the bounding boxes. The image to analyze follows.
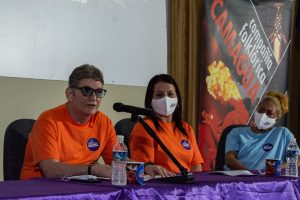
[113,103,155,117]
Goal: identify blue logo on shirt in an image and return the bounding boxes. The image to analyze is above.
[181,140,191,150]
[263,143,273,152]
[87,138,100,151]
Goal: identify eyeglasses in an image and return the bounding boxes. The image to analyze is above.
[72,86,107,98]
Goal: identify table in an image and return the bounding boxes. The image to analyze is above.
[0,172,299,200]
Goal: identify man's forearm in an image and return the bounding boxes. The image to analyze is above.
[39,160,90,178]
[39,160,113,179]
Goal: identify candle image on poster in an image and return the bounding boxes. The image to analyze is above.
[197,0,293,171]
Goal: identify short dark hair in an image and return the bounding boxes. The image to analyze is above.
[68,64,104,88]
[145,74,187,135]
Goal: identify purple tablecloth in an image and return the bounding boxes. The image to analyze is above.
[0,172,299,200]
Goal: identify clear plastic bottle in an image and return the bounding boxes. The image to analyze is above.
[111,135,128,185]
[285,137,299,177]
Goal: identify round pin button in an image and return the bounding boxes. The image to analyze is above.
[181,139,191,150]
[263,143,273,152]
[87,138,100,151]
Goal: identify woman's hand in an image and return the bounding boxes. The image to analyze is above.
[144,164,176,178]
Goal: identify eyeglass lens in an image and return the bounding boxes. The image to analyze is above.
[81,87,106,98]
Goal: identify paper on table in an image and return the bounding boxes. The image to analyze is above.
[208,170,256,176]
[144,175,162,181]
[63,175,110,182]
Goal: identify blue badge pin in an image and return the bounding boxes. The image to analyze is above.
[87,138,100,151]
[181,140,191,150]
[263,143,273,152]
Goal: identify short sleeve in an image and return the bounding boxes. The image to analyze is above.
[30,118,60,165]
[284,127,294,143]
[225,129,240,153]
[101,119,117,165]
[189,126,204,165]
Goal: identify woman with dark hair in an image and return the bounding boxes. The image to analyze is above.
[129,74,203,177]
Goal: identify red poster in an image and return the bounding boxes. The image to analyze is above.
[198,0,293,171]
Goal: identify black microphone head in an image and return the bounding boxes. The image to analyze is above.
[113,103,123,112]
[113,102,155,117]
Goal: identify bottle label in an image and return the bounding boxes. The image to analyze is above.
[126,161,144,185]
[286,150,298,158]
[113,151,128,161]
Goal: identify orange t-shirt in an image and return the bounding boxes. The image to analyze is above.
[20,103,117,180]
[129,118,204,173]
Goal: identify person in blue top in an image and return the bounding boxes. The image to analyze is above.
[225,91,297,170]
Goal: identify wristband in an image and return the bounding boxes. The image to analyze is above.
[88,163,95,175]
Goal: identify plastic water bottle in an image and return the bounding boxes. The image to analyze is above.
[112,135,128,185]
[285,137,298,177]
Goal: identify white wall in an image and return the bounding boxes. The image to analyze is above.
[0,0,166,181]
[0,0,167,86]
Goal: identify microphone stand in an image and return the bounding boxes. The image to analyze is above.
[130,114,138,123]
[135,116,193,183]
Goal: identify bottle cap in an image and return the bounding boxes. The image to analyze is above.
[117,135,124,143]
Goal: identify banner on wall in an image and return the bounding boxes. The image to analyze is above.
[197,0,293,171]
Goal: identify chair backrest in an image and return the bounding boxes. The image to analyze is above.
[215,124,248,171]
[3,119,36,180]
[114,118,136,155]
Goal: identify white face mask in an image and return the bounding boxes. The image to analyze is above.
[151,96,178,116]
[254,111,276,130]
